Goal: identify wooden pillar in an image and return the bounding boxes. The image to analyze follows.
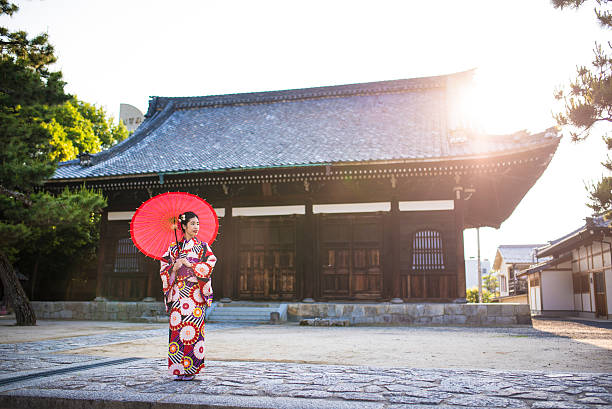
[144,258,157,300]
[302,198,315,302]
[453,187,467,301]
[390,197,402,303]
[220,201,234,302]
[94,210,108,301]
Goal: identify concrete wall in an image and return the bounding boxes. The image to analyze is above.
[541,270,573,311]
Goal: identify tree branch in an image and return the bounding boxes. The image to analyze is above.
[0,185,32,207]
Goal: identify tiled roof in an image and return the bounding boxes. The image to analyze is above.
[497,245,546,264]
[51,72,560,180]
[537,215,612,257]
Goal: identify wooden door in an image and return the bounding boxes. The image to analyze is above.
[106,238,147,300]
[319,214,383,300]
[237,217,297,300]
[594,271,608,318]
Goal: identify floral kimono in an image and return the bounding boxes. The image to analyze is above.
[160,237,216,376]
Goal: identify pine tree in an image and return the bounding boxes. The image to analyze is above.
[553,0,612,215]
[0,1,108,325]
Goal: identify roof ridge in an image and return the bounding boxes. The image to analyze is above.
[91,102,176,165]
[145,71,473,116]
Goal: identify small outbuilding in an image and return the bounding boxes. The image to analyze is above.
[491,245,545,303]
[519,216,612,319]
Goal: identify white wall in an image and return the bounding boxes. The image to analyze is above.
[499,260,509,297]
[541,270,573,311]
[606,268,612,317]
[529,283,541,312]
[465,259,491,290]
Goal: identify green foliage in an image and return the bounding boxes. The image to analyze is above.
[466,287,493,303]
[1,2,69,192]
[553,0,612,215]
[482,273,499,296]
[0,187,107,261]
[44,98,129,161]
[0,2,115,301]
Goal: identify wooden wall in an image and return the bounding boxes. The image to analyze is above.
[101,210,460,302]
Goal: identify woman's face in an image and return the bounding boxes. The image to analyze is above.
[183,217,199,238]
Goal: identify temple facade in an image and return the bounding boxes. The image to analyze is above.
[47,72,560,303]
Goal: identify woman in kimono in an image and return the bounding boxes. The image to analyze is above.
[159,211,216,381]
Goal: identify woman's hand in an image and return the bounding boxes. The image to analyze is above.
[172,258,193,272]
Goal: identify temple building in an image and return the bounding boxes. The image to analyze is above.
[47,71,561,303]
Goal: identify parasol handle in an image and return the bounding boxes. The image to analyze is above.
[174,217,181,258]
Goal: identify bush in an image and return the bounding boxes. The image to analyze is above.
[466,287,493,303]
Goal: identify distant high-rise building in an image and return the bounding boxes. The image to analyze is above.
[119,103,144,133]
[465,258,491,290]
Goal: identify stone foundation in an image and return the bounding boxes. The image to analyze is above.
[31,301,166,322]
[287,303,532,325]
[30,301,532,326]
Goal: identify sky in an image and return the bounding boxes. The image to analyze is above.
[3,0,611,265]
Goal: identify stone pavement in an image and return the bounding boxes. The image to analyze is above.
[0,321,610,408]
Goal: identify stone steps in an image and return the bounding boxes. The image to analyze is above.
[206,303,288,323]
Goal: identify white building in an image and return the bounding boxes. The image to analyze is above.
[492,244,545,303]
[519,216,611,319]
[465,258,491,290]
[119,103,144,133]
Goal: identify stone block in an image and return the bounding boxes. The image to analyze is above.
[417,316,432,324]
[352,305,365,317]
[516,304,531,315]
[465,314,482,325]
[388,304,405,315]
[485,316,497,325]
[286,304,299,317]
[340,304,354,316]
[451,314,467,324]
[486,303,502,316]
[495,316,516,325]
[431,315,444,324]
[59,309,73,319]
[423,303,444,317]
[326,304,338,317]
[106,302,119,313]
[126,303,139,318]
[517,314,532,325]
[444,303,463,315]
[397,314,413,324]
[364,306,380,317]
[501,304,516,316]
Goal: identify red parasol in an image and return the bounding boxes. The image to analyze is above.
[130,192,218,260]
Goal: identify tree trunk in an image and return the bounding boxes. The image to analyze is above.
[0,249,36,325]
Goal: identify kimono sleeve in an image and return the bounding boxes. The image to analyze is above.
[159,245,174,294]
[193,243,216,280]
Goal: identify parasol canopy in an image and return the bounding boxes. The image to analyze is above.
[130,192,218,260]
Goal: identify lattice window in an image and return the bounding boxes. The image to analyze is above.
[114,238,140,273]
[411,230,445,270]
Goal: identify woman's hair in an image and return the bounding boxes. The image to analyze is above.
[178,211,199,233]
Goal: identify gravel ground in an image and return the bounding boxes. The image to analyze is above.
[33,317,611,373]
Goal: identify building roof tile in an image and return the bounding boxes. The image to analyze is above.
[51,72,560,181]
